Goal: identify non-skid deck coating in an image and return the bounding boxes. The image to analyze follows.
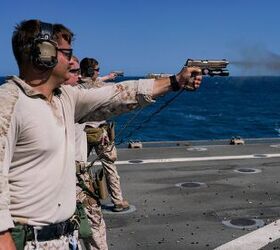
[89,138,280,249]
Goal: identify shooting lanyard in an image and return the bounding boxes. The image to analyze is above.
[115,88,185,145]
[87,88,185,168]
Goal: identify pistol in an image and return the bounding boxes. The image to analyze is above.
[112,71,124,77]
[185,59,229,76]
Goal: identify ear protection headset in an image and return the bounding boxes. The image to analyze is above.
[82,58,94,77]
[87,64,94,77]
[80,57,98,77]
[31,22,58,69]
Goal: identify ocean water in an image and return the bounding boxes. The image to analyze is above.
[1,76,280,142]
[114,76,280,143]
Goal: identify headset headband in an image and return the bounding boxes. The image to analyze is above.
[38,22,54,41]
[32,21,58,69]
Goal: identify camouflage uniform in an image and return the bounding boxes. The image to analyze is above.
[76,162,107,250]
[91,129,124,205]
[80,77,127,206]
[74,77,131,249]
[24,232,80,250]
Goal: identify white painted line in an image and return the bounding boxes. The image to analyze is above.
[214,219,280,250]
[186,147,208,151]
[90,153,280,165]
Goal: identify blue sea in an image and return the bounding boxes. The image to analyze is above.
[1,76,280,143]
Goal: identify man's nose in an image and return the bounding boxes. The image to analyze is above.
[69,57,75,66]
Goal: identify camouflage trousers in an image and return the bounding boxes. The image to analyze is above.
[92,140,124,205]
[24,231,80,250]
[86,124,125,205]
[82,203,108,250]
[76,164,108,250]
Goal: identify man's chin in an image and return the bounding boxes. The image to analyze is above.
[63,73,71,83]
[66,70,73,78]
[57,77,69,87]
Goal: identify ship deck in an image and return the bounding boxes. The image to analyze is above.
[89,138,280,249]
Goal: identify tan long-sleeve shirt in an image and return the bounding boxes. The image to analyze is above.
[0,76,154,232]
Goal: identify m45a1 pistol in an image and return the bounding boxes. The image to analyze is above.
[112,70,124,77]
[185,59,229,76]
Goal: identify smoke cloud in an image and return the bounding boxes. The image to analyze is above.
[231,45,280,75]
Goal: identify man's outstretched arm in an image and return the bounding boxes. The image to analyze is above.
[73,66,203,123]
[152,67,202,97]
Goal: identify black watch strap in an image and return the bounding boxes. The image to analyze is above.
[169,75,180,91]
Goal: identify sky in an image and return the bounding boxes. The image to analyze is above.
[1,0,280,76]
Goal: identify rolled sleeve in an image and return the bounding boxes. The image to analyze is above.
[136,79,155,106]
[74,79,156,123]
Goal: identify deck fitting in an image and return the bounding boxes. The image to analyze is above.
[253,154,268,158]
[222,218,264,229]
[129,160,144,164]
[176,182,207,188]
[234,168,262,174]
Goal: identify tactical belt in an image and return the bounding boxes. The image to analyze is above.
[13,218,76,242]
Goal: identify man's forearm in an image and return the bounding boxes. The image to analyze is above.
[152,66,204,96]
[0,230,16,250]
[152,77,172,98]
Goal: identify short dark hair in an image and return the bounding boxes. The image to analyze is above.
[12,19,74,68]
[80,57,99,77]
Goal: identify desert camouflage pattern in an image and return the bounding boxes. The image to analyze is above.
[24,231,80,250]
[76,162,108,250]
[92,128,124,205]
[83,203,107,250]
[0,80,19,218]
[79,77,125,205]
[78,77,155,122]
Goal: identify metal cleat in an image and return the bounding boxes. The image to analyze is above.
[230,136,245,145]
[128,140,143,149]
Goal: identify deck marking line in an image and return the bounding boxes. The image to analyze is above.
[214,219,280,250]
[90,153,280,165]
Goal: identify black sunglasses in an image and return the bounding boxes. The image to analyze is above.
[57,48,73,61]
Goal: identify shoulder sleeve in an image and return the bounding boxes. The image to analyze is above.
[0,82,19,231]
[74,79,155,123]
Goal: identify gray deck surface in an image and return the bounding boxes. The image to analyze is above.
[90,138,280,249]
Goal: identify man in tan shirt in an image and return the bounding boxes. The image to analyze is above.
[0,19,202,250]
